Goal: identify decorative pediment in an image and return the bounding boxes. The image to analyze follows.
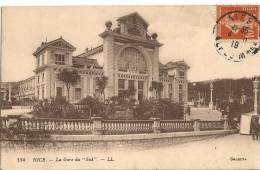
[117,12,149,28]
[49,39,76,50]
[33,37,76,56]
[117,12,149,37]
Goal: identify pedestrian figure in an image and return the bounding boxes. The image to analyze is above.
[251,117,259,141]
[258,118,260,140]
[187,105,191,116]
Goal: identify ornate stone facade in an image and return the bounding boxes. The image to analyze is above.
[12,12,189,104]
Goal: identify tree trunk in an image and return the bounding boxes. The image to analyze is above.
[103,91,105,103]
[66,86,70,103]
[89,108,92,119]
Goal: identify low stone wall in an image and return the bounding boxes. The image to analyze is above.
[0,130,237,152]
[36,130,236,150]
[50,129,236,142]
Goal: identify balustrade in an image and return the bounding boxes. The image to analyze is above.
[102,120,153,134]
[17,118,92,134]
[0,117,9,129]
[0,117,228,136]
[160,120,194,132]
[200,120,224,131]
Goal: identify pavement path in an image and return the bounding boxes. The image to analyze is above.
[2,133,259,170]
[186,107,223,120]
[0,108,32,117]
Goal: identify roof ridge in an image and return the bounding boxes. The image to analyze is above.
[74,45,103,58]
[117,12,149,26]
[33,37,76,56]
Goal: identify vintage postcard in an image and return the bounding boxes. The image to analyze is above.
[1,5,260,170]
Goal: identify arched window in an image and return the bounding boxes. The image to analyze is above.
[118,47,147,73]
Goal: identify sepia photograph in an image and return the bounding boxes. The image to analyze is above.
[0,5,260,170]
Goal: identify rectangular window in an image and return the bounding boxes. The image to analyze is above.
[118,79,125,89]
[179,84,183,91]
[138,81,144,90]
[37,57,40,67]
[179,84,183,102]
[179,71,185,79]
[169,93,172,101]
[55,54,65,65]
[42,54,45,65]
[169,83,173,91]
[42,73,44,82]
[129,80,134,90]
[75,88,81,100]
[56,87,62,97]
[138,91,143,101]
[42,85,45,98]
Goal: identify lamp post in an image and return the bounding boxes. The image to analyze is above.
[193,83,200,106]
[253,78,259,115]
[209,82,214,109]
[8,84,12,102]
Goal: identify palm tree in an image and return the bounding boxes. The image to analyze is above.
[57,68,80,102]
[95,76,108,102]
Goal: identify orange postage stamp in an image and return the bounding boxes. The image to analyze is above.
[217,6,259,40]
[214,5,260,62]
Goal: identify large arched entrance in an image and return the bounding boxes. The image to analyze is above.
[116,46,151,102]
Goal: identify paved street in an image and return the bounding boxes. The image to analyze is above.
[2,106,258,170]
[186,107,223,120]
[0,108,32,117]
[2,133,260,170]
[108,133,260,170]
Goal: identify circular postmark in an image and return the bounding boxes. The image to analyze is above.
[213,9,260,62]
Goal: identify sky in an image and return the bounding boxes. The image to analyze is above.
[1,6,260,82]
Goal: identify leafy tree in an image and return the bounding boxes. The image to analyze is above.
[57,68,80,102]
[11,83,20,96]
[80,96,104,118]
[134,99,184,120]
[121,89,136,99]
[95,76,108,102]
[32,97,80,119]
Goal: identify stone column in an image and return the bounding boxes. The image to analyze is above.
[152,47,159,81]
[3,91,6,101]
[149,118,161,133]
[253,78,259,115]
[222,117,229,130]
[125,79,128,90]
[90,77,94,97]
[83,76,88,98]
[8,84,12,102]
[143,81,148,99]
[91,117,103,135]
[134,80,138,103]
[193,119,200,131]
[102,35,114,98]
[81,75,85,99]
[198,91,201,106]
[209,82,214,109]
[86,77,90,96]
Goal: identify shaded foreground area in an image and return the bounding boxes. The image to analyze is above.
[2,133,257,170]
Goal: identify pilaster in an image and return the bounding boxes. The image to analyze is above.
[90,77,94,96]
[152,47,159,81]
[103,35,115,98]
[134,80,138,102]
